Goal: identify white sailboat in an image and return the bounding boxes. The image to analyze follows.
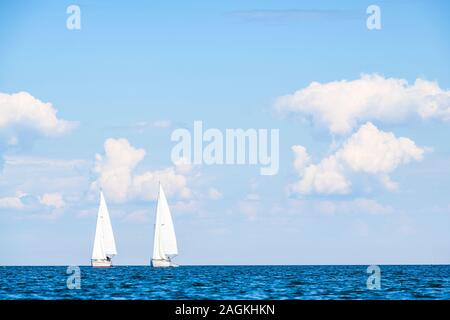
[151,183,179,268]
[91,191,117,268]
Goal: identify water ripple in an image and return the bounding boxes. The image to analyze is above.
[0,265,449,300]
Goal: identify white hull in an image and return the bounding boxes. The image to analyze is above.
[151,259,178,268]
[92,259,112,268]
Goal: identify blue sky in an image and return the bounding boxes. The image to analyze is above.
[0,0,449,265]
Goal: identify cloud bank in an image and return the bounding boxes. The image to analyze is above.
[290,122,424,195]
[276,74,450,134]
[0,191,66,219]
[92,138,192,203]
[0,91,76,136]
[0,91,76,171]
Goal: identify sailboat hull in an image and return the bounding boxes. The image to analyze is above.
[92,259,112,268]
[151,259,178,268]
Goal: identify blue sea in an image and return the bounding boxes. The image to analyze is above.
[0,265,449,300]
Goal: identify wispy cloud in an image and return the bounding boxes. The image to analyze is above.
[122,209,150,223]
[228,9,360,23]
[3,155,87,169]
[107,120,173,134]
[271,197,395,216]
[0,192,65,220]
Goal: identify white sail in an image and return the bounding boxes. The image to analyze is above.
[152,184,178,262]
[92,191,117,261]
[152,188,163,260]
[99,192,117,256]
[92,207,106,260]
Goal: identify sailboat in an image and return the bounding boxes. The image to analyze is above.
[151,183,179,267]
[91,191,117,267]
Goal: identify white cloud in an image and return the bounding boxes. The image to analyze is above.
[316,198,394,215]
[0,196,25,209]
[122,209,149,223]
[92,138,192,203]
[292,145,310,173]
[271,197,394,217]
[245,193,260,201]
[172,200,200,213]
[0,192,66,220]
[290,122,425,195]
[174,157,193,174]
[39,193,65,209]
[93,138,145,202]
[131,166,192,200]
[208,187,223,200]
[276,74,450,134]
[338,122,424,174]
[0,155,90,219]
[128,120,172,133]
[238,200,259,221]
[231,9,358,22]
[237,193,262,220]
[291,155,350,194]
[0,91,76,136]
[380,175,399,192]
[153,120,172,128]
[3,155,86,168]
[77,207,97,218]
[0,155,90,211]
[0,92,76,170]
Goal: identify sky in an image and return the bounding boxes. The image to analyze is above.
[0,0,449,265]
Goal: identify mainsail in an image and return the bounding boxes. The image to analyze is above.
[152,184,178,262]
[92,192,117,261]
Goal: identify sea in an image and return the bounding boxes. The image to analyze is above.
[0,265,449,300]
